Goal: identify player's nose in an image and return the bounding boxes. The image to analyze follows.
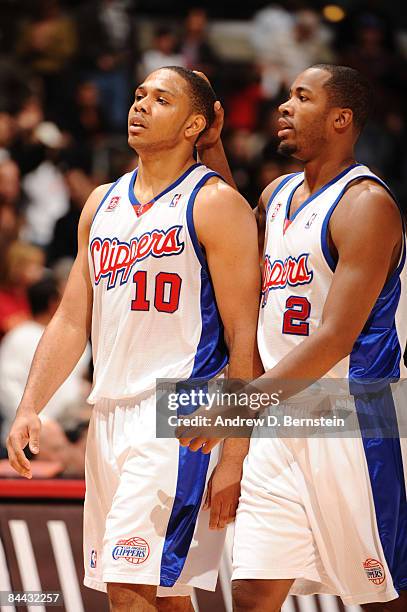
[278,99,293,116]
[133,97,148,114]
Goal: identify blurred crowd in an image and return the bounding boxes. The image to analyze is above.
[0,0,406,477]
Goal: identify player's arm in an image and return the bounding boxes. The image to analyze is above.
[6,183,111,478]
[255,183,402,394]
[191,180,264,528]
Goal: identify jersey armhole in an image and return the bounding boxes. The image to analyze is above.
[265,173,301,214]
[186,172,225,269]
[320,176,405,294]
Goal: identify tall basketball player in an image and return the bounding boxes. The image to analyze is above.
[185,65,407,610]
[6,67,262,611]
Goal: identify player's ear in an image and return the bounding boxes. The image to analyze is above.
[185,114,206,140]
[334,108,353,131]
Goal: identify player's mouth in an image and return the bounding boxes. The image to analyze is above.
[277,118,294,139]
[128,117,147,134]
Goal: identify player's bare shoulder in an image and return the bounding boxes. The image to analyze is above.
[258,173,294,213]
[332,178,402,243]
[193,177,257,245]
[194,176,254,223]
[79,183,113,237]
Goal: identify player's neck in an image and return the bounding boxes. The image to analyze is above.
[302,153,356,196]
[135,154,197,201]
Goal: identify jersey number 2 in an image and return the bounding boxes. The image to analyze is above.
[131,271,182,313]
[282,296,311,336]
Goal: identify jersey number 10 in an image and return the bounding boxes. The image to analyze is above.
[131,270,182,313]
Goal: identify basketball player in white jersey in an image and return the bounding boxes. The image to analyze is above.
[184,64,407,610]
[6,67,262,611]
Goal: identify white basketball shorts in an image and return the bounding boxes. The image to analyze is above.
[83,391,225,596]
[233,422,407,605]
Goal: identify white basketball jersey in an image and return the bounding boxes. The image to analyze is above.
[258,163,407,380]
[87,163,227,403]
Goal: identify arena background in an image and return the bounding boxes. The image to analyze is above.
[0,1,406,610]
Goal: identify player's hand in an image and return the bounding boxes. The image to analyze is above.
[6,409,41,479]
[175,403,224,453]
[203,461,242,529]
[193,71,224,151]
[179,435,222,454]
[196,100,224,152]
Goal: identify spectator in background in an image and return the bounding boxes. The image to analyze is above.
[338,12,405,116]
[138,26,185,80]
[47,167,96,265]
[0,155,25,256]
[0,240,44,336]
[15,0,77,121]
[0,275,91,447]
[76,0,136,132]
[223,128,259,204]
[180,8,219,77]
[60,81,107,148]
[0,102,15,154]
[36,418,87,477]
[251,5,334,99]
[19,122,70,248]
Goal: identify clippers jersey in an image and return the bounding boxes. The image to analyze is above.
[258,163,407,380]
[87,163,227,403]
[236,163,407,601]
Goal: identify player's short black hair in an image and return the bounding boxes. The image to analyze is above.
[27,276,59,316]
[163,66,216,136]
[312,64,372,132]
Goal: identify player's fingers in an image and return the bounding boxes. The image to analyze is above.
[29,422,41,454]
[188,437,208,452]
[209,499,222,530]
[201,439,221,454]
[6,436,31,477]
[203,478,212,510]
[217,505,231,530]
[214,101,223,115]
[193,70,210,85]
[178,436,194,447]
[227,504,238,523]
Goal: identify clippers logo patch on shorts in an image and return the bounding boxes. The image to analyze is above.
[363,558,385,585]
[112,536,150,565]
[106,196,121,211]
[90,549,97,568]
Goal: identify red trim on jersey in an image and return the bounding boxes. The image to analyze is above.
[132,200,155,217]
[283,218,292,233]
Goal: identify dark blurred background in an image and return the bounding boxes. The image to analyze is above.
[0,0,406,472]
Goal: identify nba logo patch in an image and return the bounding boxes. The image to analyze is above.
[305,212,317,229]
[90,549,97,568]
[169,194,182,207]
[106,196,121,211]
[363,558,385,585]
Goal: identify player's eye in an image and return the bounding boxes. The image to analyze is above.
[157,97,168,105]
[135,93,143,101]
[299,95,308,102]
